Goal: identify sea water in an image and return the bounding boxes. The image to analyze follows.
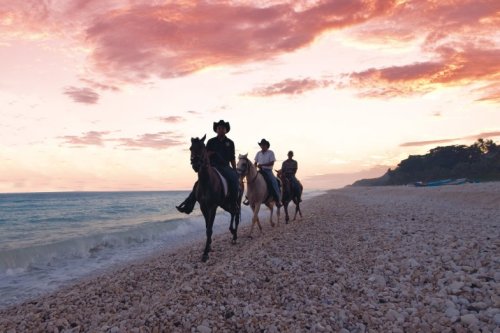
[0,190,325,308]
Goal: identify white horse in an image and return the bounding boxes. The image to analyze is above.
[237,154,280,237]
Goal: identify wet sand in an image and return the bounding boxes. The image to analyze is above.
[1,183,499,332]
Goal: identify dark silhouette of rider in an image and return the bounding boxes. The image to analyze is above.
[282,150,302,202]
[176,120,239,214]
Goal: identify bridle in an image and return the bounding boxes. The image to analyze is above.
[190,141,207,172]
[237,156,259,184]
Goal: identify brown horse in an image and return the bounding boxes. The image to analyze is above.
[276,169,303,223]
[189,135,242,262]
[236,154,280,237]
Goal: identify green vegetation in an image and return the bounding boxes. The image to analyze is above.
[353,139,500,186]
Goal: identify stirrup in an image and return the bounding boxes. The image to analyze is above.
[243,198,249,206]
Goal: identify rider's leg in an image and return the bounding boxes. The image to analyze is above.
[219,166,240,211]
[228,168,241,210]
[263,169,282,207]
[176,181,198,214]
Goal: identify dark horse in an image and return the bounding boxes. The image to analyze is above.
[276,169,303,223]
[189,135,242,262]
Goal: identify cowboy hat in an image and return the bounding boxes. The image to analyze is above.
[258,138,270,147]
[213,120,230,133]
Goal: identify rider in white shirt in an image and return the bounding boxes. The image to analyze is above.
[254,139,282,207]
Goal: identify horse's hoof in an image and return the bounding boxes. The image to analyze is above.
[231,239,237,245]
[202,254,209,262]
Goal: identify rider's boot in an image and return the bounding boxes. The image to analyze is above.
[229,187,241,214]
[176,191,196,214]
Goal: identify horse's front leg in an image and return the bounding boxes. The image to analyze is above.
[229,211,238,244]
[249,203,262,238]
[268,204,275,228]
[202,206,216,262]
[229,186,242,243]
[293,200,302,220]
[234,204,240,242]
[284,201,290,224]
[276,202,281,226]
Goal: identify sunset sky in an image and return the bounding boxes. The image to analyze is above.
[1,0,499,192]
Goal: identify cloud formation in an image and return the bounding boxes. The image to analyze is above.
[60,131,110,147]
[473,83,500,103]
[400,131,500,147]
[2,1,397,81]
[59,130,184,149]
[2,0,498,100]
[85,1,399,82]
[348,46,500,98]
[115,132,184,150]
[249,78,333,96]
[63,86,100,104]
[158,116,185,123]
[343,0,500,99]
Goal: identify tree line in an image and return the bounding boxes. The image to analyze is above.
[352,139,500,186]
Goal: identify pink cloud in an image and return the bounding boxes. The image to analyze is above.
[473,83,500,103]
[63,86,100,104]
[400,131,500,147]
[342,0,500,99]
[158,116,185,123]
[115,132,184,150]
[60,131,110,147]
[3,0,498,99]
[346,46,500,98]
[82,1,396,82]
[59,130,184,149]
[400,138,461,148]
[249,78,333,96]
[7,1,393,82]
[79,78,120,92]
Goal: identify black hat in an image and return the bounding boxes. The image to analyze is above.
[213,120,230,133]
[258,138,270,147]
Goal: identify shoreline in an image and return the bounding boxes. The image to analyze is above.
[1,183,499,332]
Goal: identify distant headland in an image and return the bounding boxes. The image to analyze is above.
[352,139,500,186]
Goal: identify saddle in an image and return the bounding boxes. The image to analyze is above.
[259,170,281,201]
[213,168,229,198]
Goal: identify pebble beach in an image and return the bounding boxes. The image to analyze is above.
[1,183,499,332]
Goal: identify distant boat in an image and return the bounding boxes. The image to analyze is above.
[414,178,470,187]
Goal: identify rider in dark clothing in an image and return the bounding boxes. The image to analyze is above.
[281,150,302,202]
[176,120,240,214]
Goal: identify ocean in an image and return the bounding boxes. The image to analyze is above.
[0,190,324,308]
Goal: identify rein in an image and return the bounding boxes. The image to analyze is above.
[191,143,209,172]
[241,157,259,184]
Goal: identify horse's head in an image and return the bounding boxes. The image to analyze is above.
[236,153,251,177]
[275,169,286,184]
[189,134,206,172]
[276,168,290,186]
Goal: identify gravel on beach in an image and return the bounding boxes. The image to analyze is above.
[1,183,499,332]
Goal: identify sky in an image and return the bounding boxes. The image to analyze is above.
[1,0,499,192]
